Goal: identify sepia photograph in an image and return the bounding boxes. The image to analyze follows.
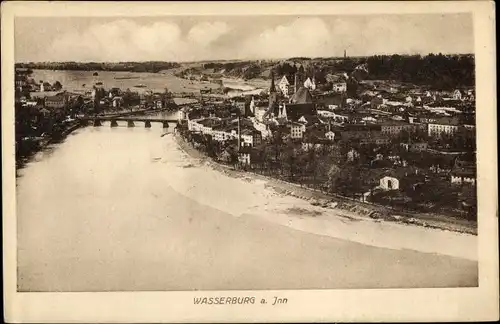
[3,1,498,323]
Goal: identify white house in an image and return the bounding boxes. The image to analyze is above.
[112,96,123,108]
[332,82,347,93]
[428,122,459,137]
[279,76,292,97]
[303,77,316,91]
[290,122,306,139]
[452,89,462,100]
[400,142,428,152]
[451,172,476,185]
[178,107,188,121]
[317,110,336,118]
[238,148,252,165]
[347,149,360,162]
[325,131,335,141]
[379,176,399,190]
[240,129,258,147]
[302,142,323,151]
[254,106,268,122]
[249,97,255,114]
[362,116,377,123]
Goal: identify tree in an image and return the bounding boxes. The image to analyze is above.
[42,82,52,91]
[327,164,342,191]
[242,64,261,80]
[329,164,363,198]
[53,81,63,91]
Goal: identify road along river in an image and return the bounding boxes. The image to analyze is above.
[16,121,477,292]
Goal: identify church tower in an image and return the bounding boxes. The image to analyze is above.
[268,71,278,117]
[269,71,276,93]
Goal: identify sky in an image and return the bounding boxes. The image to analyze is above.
[15,14,474,63]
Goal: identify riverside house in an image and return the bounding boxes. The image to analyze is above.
[44,93,69,110]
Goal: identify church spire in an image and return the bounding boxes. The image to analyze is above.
[269,71,276,93]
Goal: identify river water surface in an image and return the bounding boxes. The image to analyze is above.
[29,69,266,97]
[16,120,478,291]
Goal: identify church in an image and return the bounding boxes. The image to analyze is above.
[264,70,317,123]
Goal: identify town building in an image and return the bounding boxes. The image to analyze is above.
[347,148,360,162]
[359,135,391,146]
[332,82,347,93]
[452,89,462,100]
[44,93,68,109]
[340,124,382,141]
[428,117,460,137]
[325,130,336,141]
[112,96,123,109]
[303,77,316,91]
[278,75,293,98]
[238,146,252,165]
[178,107,189,121]
[289,122,306,139]
[380,121,420,136]
[264,72,280,119]
[378,176,400,190]
[450,170,476,185]
[279,87,316,122]
[400,142,428,152]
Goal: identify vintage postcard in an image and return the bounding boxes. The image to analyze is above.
[2,1,498,322]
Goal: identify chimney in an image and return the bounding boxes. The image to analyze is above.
[294,73,299,93]
[344,49,347,58]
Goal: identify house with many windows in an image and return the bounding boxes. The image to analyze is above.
[428,117,460,137]
[44,93,69,110]
[289,121,306,139]
[451,170,476,186]
[332,82,347,93]
[278,75,293,98]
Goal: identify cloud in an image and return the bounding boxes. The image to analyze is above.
[43,19,230,62]
[28,15,472,62]
[240,18,332,59]
[187,21,230,47]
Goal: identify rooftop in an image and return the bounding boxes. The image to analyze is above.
[290,87,313,104]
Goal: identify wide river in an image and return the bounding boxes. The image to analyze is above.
[29,68,267,96]
[16,118,478,291]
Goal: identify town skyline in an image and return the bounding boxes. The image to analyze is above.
[15,14,474,63]
[15,52,476,65]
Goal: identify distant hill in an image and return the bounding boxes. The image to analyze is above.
[17,53,475,90]
[177,53,475,90]
[15,61,181,73]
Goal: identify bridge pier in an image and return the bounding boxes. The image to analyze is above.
[145,121,152,128]
[110,120,118,127]
[162,121,169,128]
[94,119,102,127]
[127,120,135,128]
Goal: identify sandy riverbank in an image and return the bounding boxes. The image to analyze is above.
[16,127,477,291]
[171,134,477,261]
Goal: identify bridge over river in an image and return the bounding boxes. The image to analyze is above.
[80,115,178,128]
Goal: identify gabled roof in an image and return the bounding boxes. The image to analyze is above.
[290,87,313,104]
[279,75,290,85]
